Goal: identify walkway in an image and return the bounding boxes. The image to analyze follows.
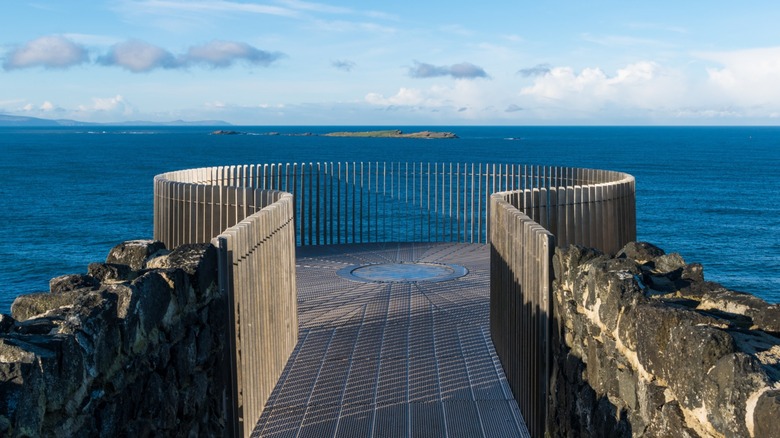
[252,242,530,438]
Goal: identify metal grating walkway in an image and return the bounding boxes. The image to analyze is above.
[252,242,530,438]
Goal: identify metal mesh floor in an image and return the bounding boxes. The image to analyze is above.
[252,242,530,438]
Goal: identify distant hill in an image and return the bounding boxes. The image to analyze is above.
[0,114,231,127]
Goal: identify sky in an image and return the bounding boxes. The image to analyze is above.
[2,1,780,125]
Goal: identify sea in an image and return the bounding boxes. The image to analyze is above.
[1,126,778,312]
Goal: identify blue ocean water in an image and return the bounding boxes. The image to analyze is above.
[1,126,778,311]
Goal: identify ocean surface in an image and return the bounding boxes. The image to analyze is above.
[1,126,778,312]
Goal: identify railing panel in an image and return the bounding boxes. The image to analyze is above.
[489,167,635,437]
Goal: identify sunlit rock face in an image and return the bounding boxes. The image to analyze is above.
[549,242,780,438]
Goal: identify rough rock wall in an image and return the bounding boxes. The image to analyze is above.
[549,242,780,438]
[0,240,229,437]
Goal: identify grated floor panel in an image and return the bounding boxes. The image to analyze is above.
[252,242,530,438]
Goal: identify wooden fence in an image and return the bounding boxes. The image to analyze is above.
[489,168,636,437]
[154,169,297,437]
[153,163,636,438]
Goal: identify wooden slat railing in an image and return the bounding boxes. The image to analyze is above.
[153,163,636,438]
[154,169,297,437]
[489,168,636,437]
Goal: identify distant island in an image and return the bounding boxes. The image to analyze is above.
[324,130,458,139]
[211,129,458,138]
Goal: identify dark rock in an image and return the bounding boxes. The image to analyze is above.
[644,401,698,438]
[681,263,704,283]
[652,252,686,274]
[146,243,218,299]
[10,291,82,322]
[616,241,665,264]
[751,304,780,334]
[696,288,780,333]
[553,244,605,290]
[702,352,765,437]
[754,390,780,438]
[591,259,644,333]
[173,328,197,380]
[633,302,726,380]
[130,271,173,337]
[15,318,56,335]
[667,325,737,410]
[1,239,228,437]
[0,315,15,333]
[106,240,167,271]
[88,263,134,283]
[196,325,212,366]
[551,240,778,438]
[617,367,637,411]
[49,274,101,294]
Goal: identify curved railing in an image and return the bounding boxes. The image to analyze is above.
[154,168,298,438]
[153,163,635,438]
[489,168,635,437]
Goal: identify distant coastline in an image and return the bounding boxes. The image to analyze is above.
[0,113,230,127]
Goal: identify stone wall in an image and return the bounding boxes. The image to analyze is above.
[549,242,780,438]
[0,240,229,437]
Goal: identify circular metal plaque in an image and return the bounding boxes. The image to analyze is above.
[337,262,468,283]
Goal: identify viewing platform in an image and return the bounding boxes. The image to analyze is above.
[153,162,636,436]
[253,242,529,437]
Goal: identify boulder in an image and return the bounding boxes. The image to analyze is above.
[106,240,167,271]
[88,263,134,283]
[49,274,100,294]
[616,241,665,264]
[11,290,83,321]
[753,390,780,438]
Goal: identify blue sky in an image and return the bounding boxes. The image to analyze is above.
[2,1,780,125]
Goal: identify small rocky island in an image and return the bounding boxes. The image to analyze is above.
[323,129,458,139]
[209,129,458,138]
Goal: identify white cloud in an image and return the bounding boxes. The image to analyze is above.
[519,61,688,113]
[77,95,135,115]
[698,47,780,106]
[184,41,283,67]
[366,87,436,107]
[40,101,56,111]
[515,56,780,121]
[98,40,178,72]
[3,35,88,70]
[364,82,496,118]
[96,39,283,72]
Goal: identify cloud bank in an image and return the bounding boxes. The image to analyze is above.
[98,39,284,72]
[408,61,488,79]
[4,35,283,72]
[3,35,89,70]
